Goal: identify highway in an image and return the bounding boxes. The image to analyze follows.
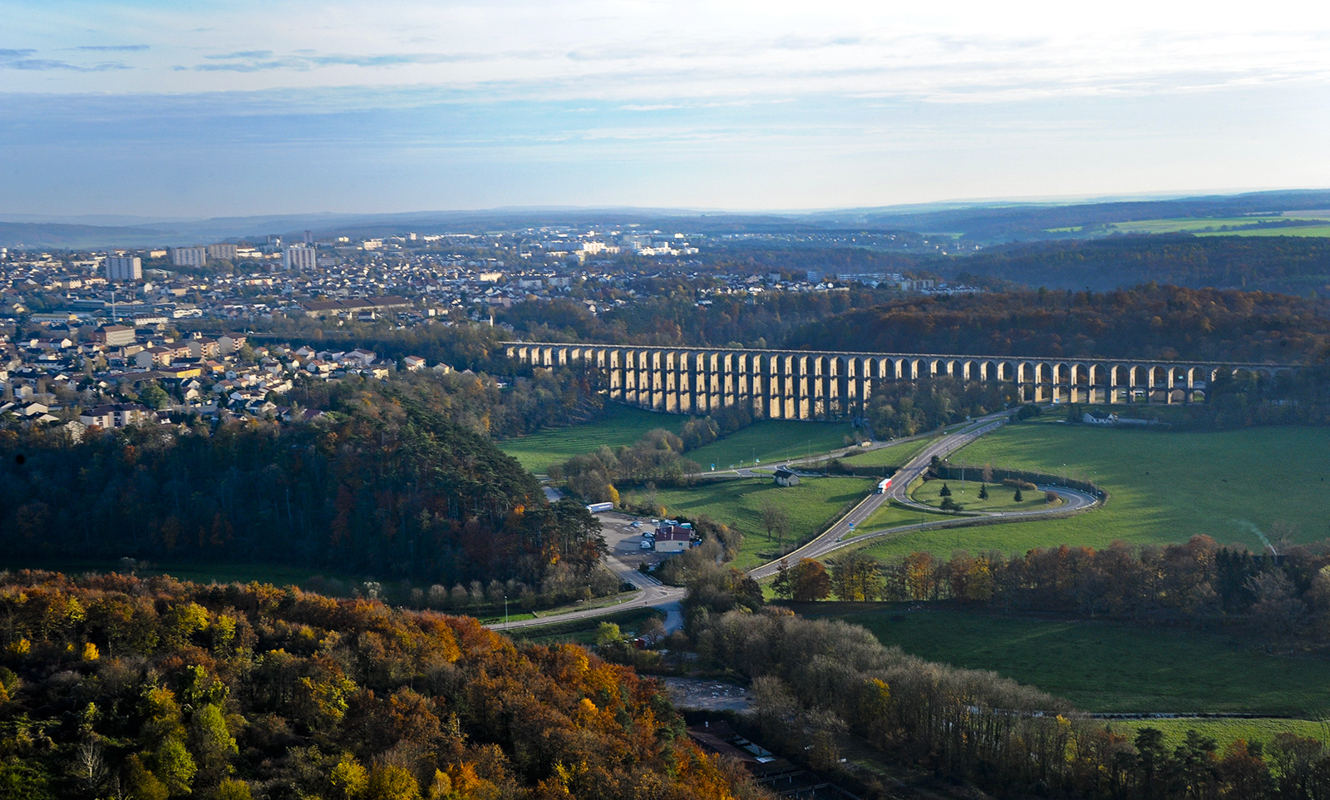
[747,413,1012,580]
[486,410,1102,632]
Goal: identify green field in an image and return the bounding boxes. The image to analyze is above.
[848,425,1330,562]
[836,434,937,468]
[817,605,1330,717]
[857,499,952,533]
[1114,718,1330,751]
[687,419,856,471]
[622,476,874,569]
[498,404,683,473]
[1200,224,1330,238]
[911,477,1061,514]
[1050,216,1330,237]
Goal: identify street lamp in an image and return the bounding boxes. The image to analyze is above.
[504,595,509,626]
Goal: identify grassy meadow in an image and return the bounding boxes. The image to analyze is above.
[497,404,683,473]
[911,477,1062,513]
[622,475,874,569]
[836,434,937,468]
[498,405,856,475]
[686,419,856,471]
[846,424,1330,562]
[1048,216,1330,237]
[1109,216,1330,235]
[856,499,952,533]
[816,604,1330,717]
[1113,718,1330,752]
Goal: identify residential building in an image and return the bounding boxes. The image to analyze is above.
[654,527,692,554]
[171,247,207,268]
[95,324,136,347]
[206,243,238,261]
[104,255,142,282]
[79,403,152,429]
[283,244,317,271]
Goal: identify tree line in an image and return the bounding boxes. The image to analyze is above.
[0,379,607,591]
[782,535,1330,641]
[863,375,1024,438]
[551,405,755,504]
[0,571,762,799]
[692,606,1330,799]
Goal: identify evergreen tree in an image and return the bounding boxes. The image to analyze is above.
[1014,487,1023,502]
[978,483,989,500]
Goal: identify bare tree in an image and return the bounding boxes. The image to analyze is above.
[759,498,790,547]
[638,615,667,646]
[71,739,108,795]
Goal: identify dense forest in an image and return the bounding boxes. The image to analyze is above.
[792,284,1330,363]
[0,380,606,591]
[940,236,1330,294]
[499,286,899,350]
[0,572,758,799]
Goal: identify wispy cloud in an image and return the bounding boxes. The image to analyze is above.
[76,44,148,52]
[206,51,275,60]
[1,46,131,71]
[194,50,488,72]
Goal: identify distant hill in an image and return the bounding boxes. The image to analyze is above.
[788,284,1330,363]
[933,236,1330,296]
[803,189,1330,243]
[5,188,1330,249]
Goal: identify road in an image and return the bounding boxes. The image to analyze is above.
[747,413,1012,580]
[489,512,685,632]
[486,410,1101,631]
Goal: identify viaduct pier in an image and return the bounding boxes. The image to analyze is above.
[505,342,1298,421]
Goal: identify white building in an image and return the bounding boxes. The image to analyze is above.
[283,244,317,271]
[206,243,237,260]
[104,255,142,282]
[171,247,207,268]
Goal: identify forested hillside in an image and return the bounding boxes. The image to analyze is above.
[941,236,1330,294]
[0,572,755,799]
[790,284,1330,362]
[0,380,605,589]
[497,285,899,349]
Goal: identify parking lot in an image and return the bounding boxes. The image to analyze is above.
[596,511,661,572]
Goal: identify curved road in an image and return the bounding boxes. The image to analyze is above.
[487,410,1102,631]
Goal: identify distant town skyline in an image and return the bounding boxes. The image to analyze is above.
[3,0,1330,217]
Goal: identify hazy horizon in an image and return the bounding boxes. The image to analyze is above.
[4,0,1330,217]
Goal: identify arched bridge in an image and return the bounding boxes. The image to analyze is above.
[504,342,1300,421]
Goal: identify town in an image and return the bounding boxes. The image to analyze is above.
[0,224,975,434]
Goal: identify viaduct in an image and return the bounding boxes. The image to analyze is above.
[505,342,1299,421]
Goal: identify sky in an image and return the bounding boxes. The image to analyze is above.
[3,0,1330,218]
